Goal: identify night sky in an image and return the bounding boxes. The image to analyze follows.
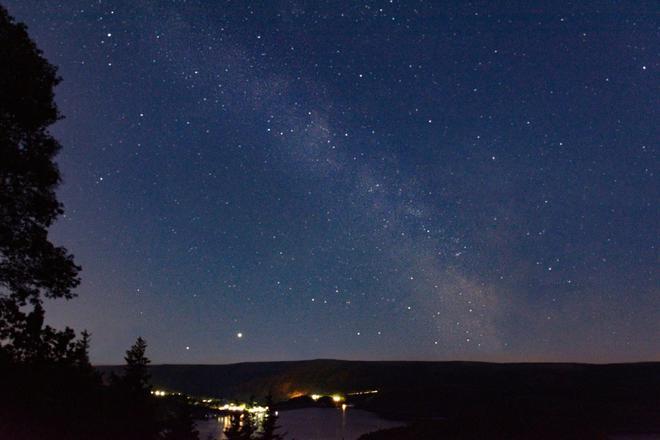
[5,1,658,364]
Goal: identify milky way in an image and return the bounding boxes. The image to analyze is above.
[5,1,658,363]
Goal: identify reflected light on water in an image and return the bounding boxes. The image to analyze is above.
[196,407,404,440]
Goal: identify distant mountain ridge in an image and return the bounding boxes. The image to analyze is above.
[97,359,660,399]
[98,359,660,434]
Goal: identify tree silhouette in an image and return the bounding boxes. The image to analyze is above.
[0,4,81,362]
[224,411,255,440]
[114,337,163,440]
[260,394,285,440]
[162,402,200,440]
[124,336,151,395]
[224,413,243,440]
[75,330,92,367]
[0,8,188,439]
[240,411,256,439]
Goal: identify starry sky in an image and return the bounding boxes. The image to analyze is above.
[5,1,658,364]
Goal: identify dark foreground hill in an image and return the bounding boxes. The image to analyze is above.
[99,360,660,438]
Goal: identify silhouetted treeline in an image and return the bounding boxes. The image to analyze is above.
[0,5,198,439]
[2,334,200,439]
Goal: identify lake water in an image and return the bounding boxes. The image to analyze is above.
[196,407,404,440]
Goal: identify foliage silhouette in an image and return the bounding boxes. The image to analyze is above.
[240,411,257,440]
[259,394,285,440]
[0,3,81,362]
[0,6,199,439]
[224,411,256,440]
[224,412,243,440]
[123,336,152,395]
[161,398,200,440]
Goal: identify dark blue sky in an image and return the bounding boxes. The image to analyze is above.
[6,1,658,364]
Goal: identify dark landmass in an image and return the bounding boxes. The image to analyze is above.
[99,360,660,438]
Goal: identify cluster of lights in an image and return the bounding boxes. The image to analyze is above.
[347,389,379,396]
[154,388,366,414]
[151,390,269,416]
[309,390,377,402]
[217,403,268,413]
[307,393,346,403]
[151,390,185,397]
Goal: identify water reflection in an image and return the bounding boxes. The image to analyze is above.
[196,407,403,440]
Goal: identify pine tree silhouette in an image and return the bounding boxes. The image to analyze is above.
[260,394,286,440]
[123,336,152,396]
